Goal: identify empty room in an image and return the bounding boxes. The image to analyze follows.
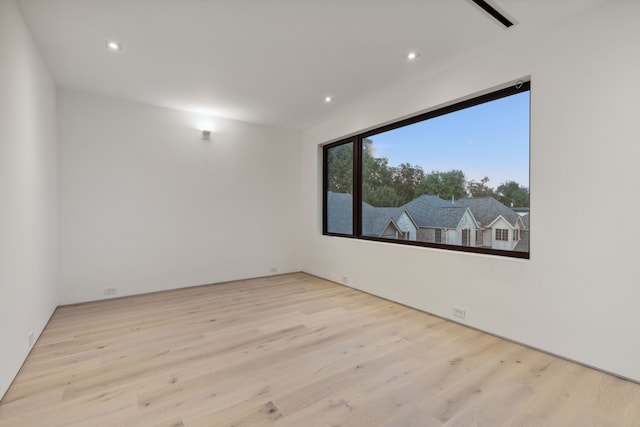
[1,0,640,425]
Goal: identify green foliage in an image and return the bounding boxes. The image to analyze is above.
[326,139,528,209]
[326,142,353,193]
[496,180,530,207]
[389,163,425,205]
[417,170,467,201]
[364,186,399,207]
[467,176,496,198]
[362,138,395,206]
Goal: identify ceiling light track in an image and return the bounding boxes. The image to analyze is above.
[470,0,514,28]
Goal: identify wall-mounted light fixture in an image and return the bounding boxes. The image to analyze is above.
[196,119,215,140]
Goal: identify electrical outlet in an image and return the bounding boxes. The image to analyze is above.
[104,287,117,296]
[270,267,278,273]
[453,307,466,319]
[28,329,35,346]
[341,275,349,284]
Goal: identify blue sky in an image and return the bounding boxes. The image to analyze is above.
[368,91,530,188]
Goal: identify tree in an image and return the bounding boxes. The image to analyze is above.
[496,180,529,207]
[418,169,467,201]
[467,176,495,198]
[365,186,399,207]
[327,139,505,207]
[389,163,425,205]
[326,143,353,193]
[362,156,393,201]
[361,139,395,206]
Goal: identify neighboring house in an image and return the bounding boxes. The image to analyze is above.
[379,218,405,240]
[395,210,419,241]
[452,197,527,251]
[514,212,530,252]
[513,207,530,216]
[327,192,529,252]
[402,196,479,246]
[362,204,404,238]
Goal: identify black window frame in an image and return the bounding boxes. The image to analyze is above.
[323,139,357,237]
[323,81,530,259]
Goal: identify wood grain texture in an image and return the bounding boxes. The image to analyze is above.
[1,272,638,426]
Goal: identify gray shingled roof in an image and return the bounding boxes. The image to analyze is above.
[326,192,404,236]
[327,192,526,237]
[402,195,468,228]
[362,204,403,236]
[402,195,448,224]
[451,197,522,228]
[326,192,353,234]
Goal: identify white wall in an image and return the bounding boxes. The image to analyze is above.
[0,0,58,399]
[58,90,302,304]
[300,1,640,382]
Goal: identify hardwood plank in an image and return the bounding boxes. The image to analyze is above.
[1,272,639,426]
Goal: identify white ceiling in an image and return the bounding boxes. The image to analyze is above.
[17,0,609,129]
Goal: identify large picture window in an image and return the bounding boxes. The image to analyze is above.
[323,81,530,259]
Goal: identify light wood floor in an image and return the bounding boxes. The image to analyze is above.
[1,273,639,426]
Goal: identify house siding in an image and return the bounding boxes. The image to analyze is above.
[396,211,417,241]
[418,227,435,243]
[490,217,515,251]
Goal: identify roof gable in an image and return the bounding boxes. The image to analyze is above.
[452,197,523,227]
[328,192,526,236]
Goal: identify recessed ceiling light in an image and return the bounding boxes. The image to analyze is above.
[105,40,121,51]
[407,52,419,61]
[324,96,333,103]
